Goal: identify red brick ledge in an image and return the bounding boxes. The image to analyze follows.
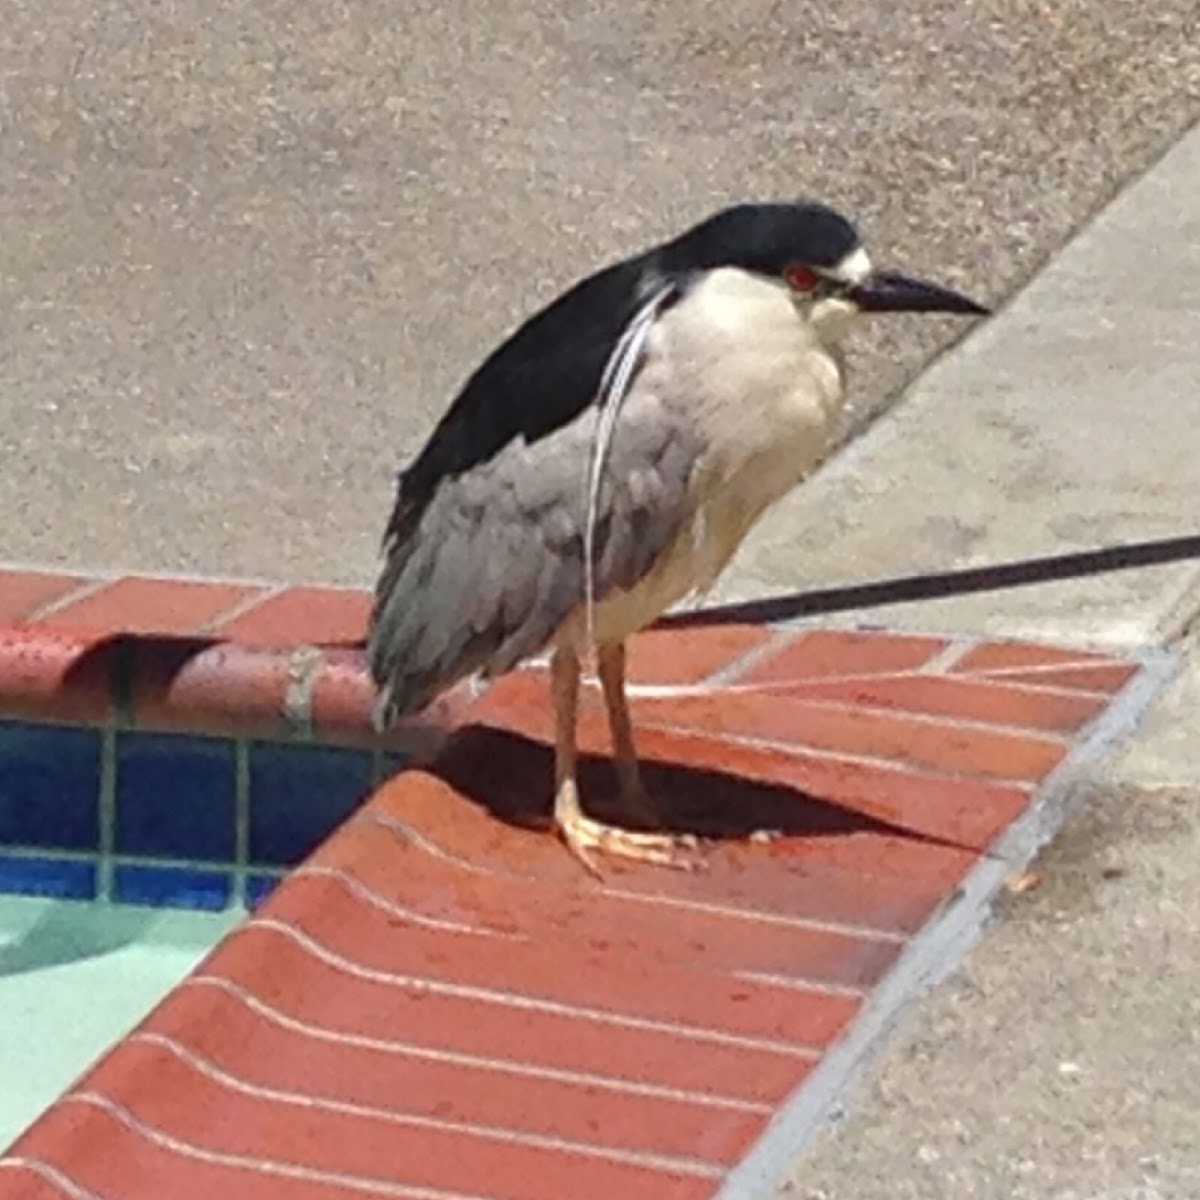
[0,563,1160,1199]
[0,564,1139,749]
[0,567,461,750]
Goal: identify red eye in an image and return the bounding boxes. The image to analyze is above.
[784,264,819,292]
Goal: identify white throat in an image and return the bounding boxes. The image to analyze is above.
[807,244,873,347]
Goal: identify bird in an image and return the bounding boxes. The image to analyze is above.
[367,200,989,871]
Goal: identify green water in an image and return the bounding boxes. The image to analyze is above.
[0,895,240,1149]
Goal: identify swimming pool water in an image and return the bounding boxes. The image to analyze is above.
[0,895,240,1148]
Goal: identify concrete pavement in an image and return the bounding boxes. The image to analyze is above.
[709,120,1200,646]
[786,782,1200,1200]
[765,120,1200,1198]
[1,0,1198,583]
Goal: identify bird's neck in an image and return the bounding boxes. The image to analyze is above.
[806,295,862,348]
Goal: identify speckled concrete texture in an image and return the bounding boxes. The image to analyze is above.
[2,0,1197,581]
[757,111,1200,1200]
[708,115,1200,636]
[785,785,1200,1200]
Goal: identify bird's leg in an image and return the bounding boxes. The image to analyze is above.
[550,644,591,868]
[596,641,654,823]
[551,643,697,873]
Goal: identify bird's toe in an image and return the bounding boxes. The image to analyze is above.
[558,811,703,875]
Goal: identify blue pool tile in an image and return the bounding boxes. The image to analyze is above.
[0,722,101,851]
[115,733,236,862]
[245,872,284,910]
[249,744,371,866]
[379,753,410,784]
[0,853,96,900]
[113,863,230,911]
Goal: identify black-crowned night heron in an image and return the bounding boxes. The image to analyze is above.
[368,201,988,871]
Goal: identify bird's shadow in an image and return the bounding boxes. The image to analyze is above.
[431,723,904,843]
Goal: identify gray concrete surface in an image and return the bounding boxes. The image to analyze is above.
[1,0,1198,582]
[710,118,1200,649]
[760,116,1200,1199]
[1106,630,1200,791]
[786,785,1200,1200]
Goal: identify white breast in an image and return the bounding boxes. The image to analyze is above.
[583,268,850,645]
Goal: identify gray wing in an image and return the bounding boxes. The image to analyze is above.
[367,390,700,726]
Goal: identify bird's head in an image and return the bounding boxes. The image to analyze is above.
[662,201,989,345]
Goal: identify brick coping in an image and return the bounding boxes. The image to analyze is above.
[0,563,1172,1198]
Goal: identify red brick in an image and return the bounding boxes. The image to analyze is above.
[215,587,371,647]
[774,673,1107,733]
[145,985,762,1165]
[625,623,772,684]
[127,641,295,737]
[308,648,474,748]
[267,872,858,1049]
[975,663,1138,694]
[627,690,1066,782]
[953,641,1124,675]
[366,766,974,935]
[0,626,116,722]
[462,667,554,726]
[743,630,950,684]
[86,1041,716,1200]
[11,1100,369,1200]
[311,822,900,988]
[766,829,974,898]
[0,569,91,624]
[0,1163,72,1199]
[467,676,1030,848]
[631,722,1030,850]
[208,930,812,1105]
[34,576,260,637]
[308,646,374,734]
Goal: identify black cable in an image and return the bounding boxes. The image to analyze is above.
[662,533,1200,629]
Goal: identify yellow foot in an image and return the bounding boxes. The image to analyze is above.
[558,812,702,875]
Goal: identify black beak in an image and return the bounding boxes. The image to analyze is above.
[850,269,989,316]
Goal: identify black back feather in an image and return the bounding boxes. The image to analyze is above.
[380,201,860,555]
